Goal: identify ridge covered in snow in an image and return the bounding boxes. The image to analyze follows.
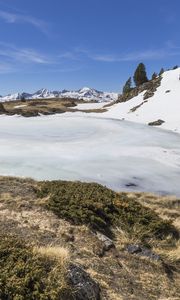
[102,68,180,132]
[0,87,118,102]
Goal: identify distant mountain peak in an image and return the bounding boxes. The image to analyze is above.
[0,87,118,102]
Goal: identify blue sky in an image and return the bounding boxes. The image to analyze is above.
[0,0,180,94]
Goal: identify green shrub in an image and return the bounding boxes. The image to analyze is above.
[37,181,178,242]
[0,235,72,300]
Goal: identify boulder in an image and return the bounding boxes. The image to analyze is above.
[96,232,114,252]
[68,264,100,300]
[148,119,165,126]
[126,244,160,261]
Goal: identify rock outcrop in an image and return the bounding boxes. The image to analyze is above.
[0,103,6,113]
[118,76,162,103]
[148,119,165,126]
[68,264,100,300]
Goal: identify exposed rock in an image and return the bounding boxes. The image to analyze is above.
[129,100,148,112]
[148,119,165,126]
[96,232,114,251]
[0,103,6,113]
[68,264,100,300]
[165,90,171,93]
[118,76,162,103]
[143,76,161,100]
[126,244,160,261]
[93,232,115,257]
[143,90,155,100]
[125,182,138,187]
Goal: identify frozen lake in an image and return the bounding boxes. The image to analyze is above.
[0,114,180,196]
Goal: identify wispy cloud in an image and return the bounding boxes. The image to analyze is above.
[86,49,180,62]
[0,42,52,73]
[0,62,15,74]
[0,10,49,35]
[0,42,50,64]
[64,46,180,63]
[0,42,83,74]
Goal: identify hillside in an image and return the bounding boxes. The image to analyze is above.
[0,176,179,300]
[103,68,180,132]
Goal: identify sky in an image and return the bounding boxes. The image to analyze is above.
[0,0,180,95]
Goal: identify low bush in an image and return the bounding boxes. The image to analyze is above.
[0,235,73,300]
[37,181,179,242]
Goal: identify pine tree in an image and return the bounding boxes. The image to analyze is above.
[133,63,148,87]
[173,65,178,70]
[151,72,157,80]
[122,77,132,94]
[159,68,164,76]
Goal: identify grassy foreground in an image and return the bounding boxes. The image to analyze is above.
[0,176,179,299]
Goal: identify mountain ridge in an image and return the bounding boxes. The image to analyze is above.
[0,87,118,102]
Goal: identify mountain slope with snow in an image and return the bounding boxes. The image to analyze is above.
[0,87,118,102]
[103,68,180,132]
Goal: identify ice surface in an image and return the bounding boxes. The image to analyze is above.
[0,114,180,196]
[75,102,106,110]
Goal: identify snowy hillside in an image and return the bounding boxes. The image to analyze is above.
[0,87,118,102]
[103,68,180,132]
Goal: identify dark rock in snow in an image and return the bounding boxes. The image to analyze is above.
[125,183,138,187]
[148,119,165,126]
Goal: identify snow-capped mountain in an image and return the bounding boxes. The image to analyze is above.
[103,67,180,132]
[0,87,118,102]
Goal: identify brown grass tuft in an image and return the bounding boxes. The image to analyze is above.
[34,245,70,265]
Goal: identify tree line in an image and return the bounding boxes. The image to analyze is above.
[122,63,165,95]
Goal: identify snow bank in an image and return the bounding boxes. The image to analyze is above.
[103,68,180,132]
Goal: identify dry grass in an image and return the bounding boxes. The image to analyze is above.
[158,298,180,300]
[79,108,107,113]
[105,291,124,300]
[173,218,180,230]
[0,177,179,300]
[164,240,180,261]
[34,245,70,265]
[122,191,180,225]
[3,98,107,116]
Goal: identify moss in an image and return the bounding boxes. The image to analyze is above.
[0,235,73,300]
[37,181,178,242]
